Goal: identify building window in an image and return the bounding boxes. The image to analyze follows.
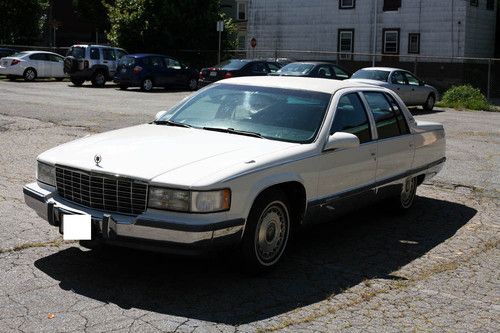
[339,0,355,9]
[383,29,400,54]
[487,0,494,10]
[338,29,354,60]
[470,0,478,6]
[383,0,401,11]
[237,2,247,20]
[408,33,420,54]
[237,33,246,50]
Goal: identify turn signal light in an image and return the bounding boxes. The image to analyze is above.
[11,59,20,66]
[133,66,143,74]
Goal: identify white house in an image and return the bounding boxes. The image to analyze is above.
[245,0,497,61]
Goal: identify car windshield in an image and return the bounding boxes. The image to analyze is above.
[119,56,136,67]
[162,84,331,143]
[352,70,390,82]
[11,52,28,58]
[66,47,86,59]
[217,59,251,70]
[277,63,315,75]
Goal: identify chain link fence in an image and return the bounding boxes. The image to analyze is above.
[2,44,498,99]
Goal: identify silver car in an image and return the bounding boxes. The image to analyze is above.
[348,67,439,111]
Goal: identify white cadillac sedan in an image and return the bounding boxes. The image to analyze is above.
[0,51,66,81]
[23,77,445,272]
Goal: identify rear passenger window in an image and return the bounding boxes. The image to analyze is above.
[364,92,402,139]
[29,53,47,61]
[330,93,371,144]
[102,48,116,61]
[385,93,410,134]
[250,62,267,73]
[90,48,100,60]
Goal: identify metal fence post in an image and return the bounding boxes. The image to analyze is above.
[487,58,492,100]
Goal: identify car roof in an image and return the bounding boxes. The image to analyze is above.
[71,44,124,50]
[358,67,403,72]
[20,50,62,55]
[286,61,336,65]
[126,53,170,58]
[219,76,377,94]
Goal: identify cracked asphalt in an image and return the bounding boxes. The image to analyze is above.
[0,79,499,332]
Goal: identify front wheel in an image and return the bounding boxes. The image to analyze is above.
[187,78,198,91]
[422,94,435,111]
[240,191,291,273]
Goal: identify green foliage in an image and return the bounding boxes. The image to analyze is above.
[72,0,111,31]
[0,0,49,44]
[438,85,491,111]
[104,0,237,66]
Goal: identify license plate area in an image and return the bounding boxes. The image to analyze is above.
[210,71,217,77]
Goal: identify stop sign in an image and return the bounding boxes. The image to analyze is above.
[250,37,257,48]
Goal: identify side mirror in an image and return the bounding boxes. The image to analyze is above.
[154,110,168,121]
[324,132,360,151]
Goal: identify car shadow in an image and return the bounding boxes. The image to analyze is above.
[118,87,195,93]
[408,106,446,115]
[34,196,475,325]
[68,83,119,89]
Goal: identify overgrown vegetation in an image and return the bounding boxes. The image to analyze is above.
[0,0,49,45]
[437,85,492,111]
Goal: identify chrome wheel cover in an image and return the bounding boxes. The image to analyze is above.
[26,69,35,80]
[401,177,416,208]
[254,201,289,266]
[143,79,153,91]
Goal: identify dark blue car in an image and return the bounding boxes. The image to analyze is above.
[114,54,198,92]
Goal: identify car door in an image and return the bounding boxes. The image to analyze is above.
[244,62,269,76]
[388,71,412,105]
[266,62,281,74]
[403,71,427,105]
[362,91,414,183]
[166,57,186,86]
[314,64,334,79]
[149,56,168,86]
[48,54,64,77]
[316,92,377,218]
[28,53,48,77]
[102,48,117,76]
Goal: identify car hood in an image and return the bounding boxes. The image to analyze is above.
[38,124,297,187]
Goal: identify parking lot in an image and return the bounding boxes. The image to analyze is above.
[0,79,498,332]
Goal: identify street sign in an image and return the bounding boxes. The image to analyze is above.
[216,20,224,32]
[250,37,257,48]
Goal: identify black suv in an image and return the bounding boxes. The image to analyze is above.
[64,44,127,87]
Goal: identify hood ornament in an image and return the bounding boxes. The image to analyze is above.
[94,154,102,167]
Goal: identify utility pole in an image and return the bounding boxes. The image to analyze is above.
[372,0,378,67]
[217,20,224,65]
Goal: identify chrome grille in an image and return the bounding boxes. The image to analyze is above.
[55,166,148,215]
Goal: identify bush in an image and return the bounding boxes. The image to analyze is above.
[438,85,490,111]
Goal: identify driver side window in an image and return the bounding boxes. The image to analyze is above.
[391,71,407,85]
[330,93,372,144]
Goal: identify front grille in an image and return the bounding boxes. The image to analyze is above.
[55,166,148,215]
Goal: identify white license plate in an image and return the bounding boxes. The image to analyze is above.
[62,214,91,240]
[210,71,217,77]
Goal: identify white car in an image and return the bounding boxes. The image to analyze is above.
[0,51,66,81]
[348,67,439,111]
[23,77,446,272]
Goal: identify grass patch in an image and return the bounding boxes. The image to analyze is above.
[437,85,493,111]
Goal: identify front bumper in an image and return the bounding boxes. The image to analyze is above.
[23,182,244,254]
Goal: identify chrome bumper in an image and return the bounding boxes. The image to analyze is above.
[23,182,244,251]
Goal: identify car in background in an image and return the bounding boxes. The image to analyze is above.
[114,53,199,92]
[0,51,66,81]
[270,61,351,80]
[348,67,439,111]
[0,48,16,59]
[64,44,127,87]
[198,59,281,87]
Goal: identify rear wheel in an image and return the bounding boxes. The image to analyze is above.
[240,190,291,273]
[141,78,154,92]
[387,177,417,211]
[91,71,106,87]
[422,94,435,111]
[23,68,37,81]
[187,78,198,91]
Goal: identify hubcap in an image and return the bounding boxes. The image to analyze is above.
[189,79,197,90]
[255,201,289,265]
[96,74,104,85]
[143,79,153,91]
[401,178,416,208]
[26,70,35,80]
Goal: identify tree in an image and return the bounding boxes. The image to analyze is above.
[72,0,111,32]
[0,0,49,45]
[104,0,237,66]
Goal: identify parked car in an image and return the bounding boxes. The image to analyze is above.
[198,59,281,87]
[266,57,295,66]
[270,61,351,80]
[113,54,198,92]
[348,67,439,111]
[0,51,66,81]
[64,44,128,87]
[0,48,16,59]
[23,77,446,272]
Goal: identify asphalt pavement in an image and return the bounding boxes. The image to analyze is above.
[0,79,498,332]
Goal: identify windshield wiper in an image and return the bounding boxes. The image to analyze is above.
[202,127,263,138]
[153,120,191,128]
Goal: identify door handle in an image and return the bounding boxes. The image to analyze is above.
[370,152,377,160]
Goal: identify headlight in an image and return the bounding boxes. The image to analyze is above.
[148,187,230,213]
[37,161,55,186]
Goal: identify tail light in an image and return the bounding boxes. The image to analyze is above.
[11,59,20,66]
[133,66,143,74]
[224,72,233,79]
[84,60,89,69]
[199,71,205,80]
